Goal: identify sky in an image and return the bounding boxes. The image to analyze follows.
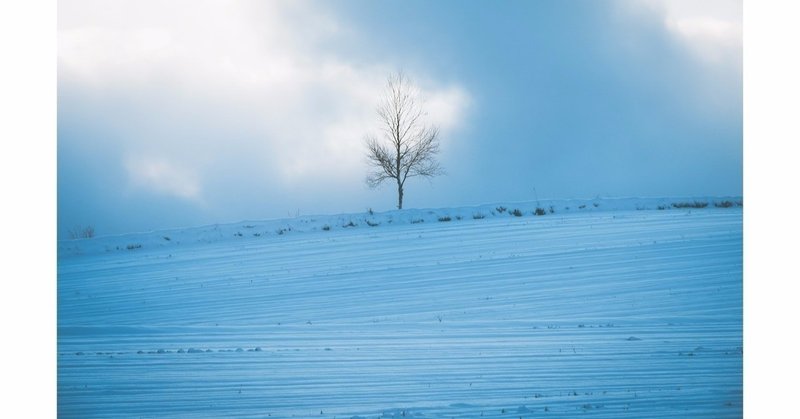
[58,0,742,237]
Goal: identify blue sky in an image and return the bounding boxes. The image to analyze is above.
[58,0,742,237]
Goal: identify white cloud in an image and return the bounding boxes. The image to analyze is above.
[426,86,472,134]
[621,0,742,66]
[59,0,472,193]
[124,155,202,201]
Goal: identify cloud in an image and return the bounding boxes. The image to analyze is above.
[59,0,471,195]
[425,86,473,135]
[124,155,202,201]
[620,0,741,66]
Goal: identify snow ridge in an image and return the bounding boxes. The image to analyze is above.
[58,196,742,258]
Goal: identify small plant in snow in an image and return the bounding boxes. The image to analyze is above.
[672,201,708,209]
[534,207,546,216]
[343,221,357,228]
[366,220,380,227]
[126,243,142,250]
[68,225,95,239]
[473,212,486,219]
[496,206,507,213]
[410,219,424,224]
[438,216,452,222]
[510,208,523,217]
[322,225,331,231]
[714,200,734,208]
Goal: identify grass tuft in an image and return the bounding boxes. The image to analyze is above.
[714,200,734,208]
[672,201,708,209]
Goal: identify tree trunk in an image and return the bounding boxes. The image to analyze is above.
[397,182,404,209]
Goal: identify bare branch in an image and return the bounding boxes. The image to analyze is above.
[364,134,397,188]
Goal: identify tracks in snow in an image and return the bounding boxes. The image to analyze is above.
[58,209,742,418]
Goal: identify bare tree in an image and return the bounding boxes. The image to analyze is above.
[365,72,444,209]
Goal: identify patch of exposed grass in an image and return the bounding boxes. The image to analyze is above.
[672,201,708,209]
[714,200,735,208]
[68,225,95,239]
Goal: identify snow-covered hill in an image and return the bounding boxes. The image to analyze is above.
[58,196,741,258]
[58,197,743,418]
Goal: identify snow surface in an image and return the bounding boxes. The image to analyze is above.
[58,197,742,418]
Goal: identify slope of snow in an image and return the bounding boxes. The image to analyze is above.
[58,198,742,418]
[58,196,741,258]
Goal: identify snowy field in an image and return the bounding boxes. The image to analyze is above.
[58,198,742,418]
